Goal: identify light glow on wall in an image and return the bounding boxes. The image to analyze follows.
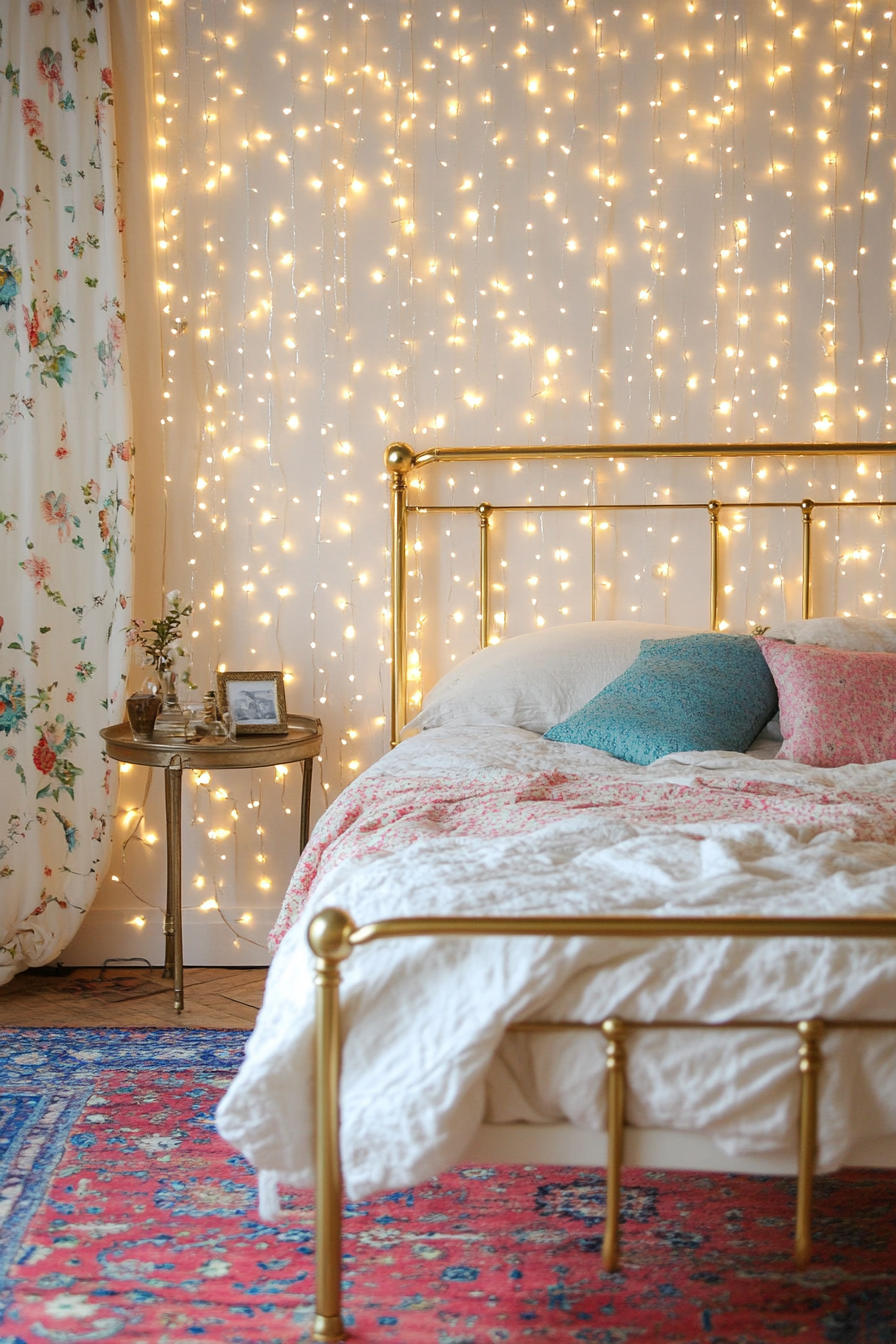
[106,1,896,960]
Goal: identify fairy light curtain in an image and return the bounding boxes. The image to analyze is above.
[0,2,134,982]
[92,0,895,966]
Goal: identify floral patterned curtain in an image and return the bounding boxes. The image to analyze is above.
[0,0,134,982]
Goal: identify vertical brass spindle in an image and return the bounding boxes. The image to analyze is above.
[707,499,722,631]
[800,499,814,621]
[308,908,356,1344]
[795,1018,825,1268]
[478,502,493,649]
[601,1017,628,1272]
[386,443,413,747]
[590,508,597,622]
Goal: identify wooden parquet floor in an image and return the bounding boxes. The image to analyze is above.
[0,965,268,1029]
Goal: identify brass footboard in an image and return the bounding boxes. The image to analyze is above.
[308,909,896,1343]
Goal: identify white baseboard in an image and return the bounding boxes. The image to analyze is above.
[59,904,272,968]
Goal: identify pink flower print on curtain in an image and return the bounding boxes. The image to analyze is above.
[0,2,135,982]
[36,47,64,103]
[40,491,80,542]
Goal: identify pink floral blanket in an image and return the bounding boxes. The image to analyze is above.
[270,766,896,948]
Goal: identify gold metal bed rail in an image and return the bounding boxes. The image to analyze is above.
[386,440,896,746]
[308,906,896,1343]
[301,440,896,1341]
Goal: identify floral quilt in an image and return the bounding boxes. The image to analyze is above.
[270,730,896,947]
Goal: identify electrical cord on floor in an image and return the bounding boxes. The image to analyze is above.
[99,957,153,981]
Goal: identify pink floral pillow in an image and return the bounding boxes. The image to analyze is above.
[756,636,896,767]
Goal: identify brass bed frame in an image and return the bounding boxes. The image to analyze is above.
[309,442,896,1343]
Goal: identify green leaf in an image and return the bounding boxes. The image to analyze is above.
[7,637,39,667]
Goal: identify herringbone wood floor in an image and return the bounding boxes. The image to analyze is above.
[0,965,268,1028]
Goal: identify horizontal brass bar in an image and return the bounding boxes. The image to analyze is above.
[402,444,895,470]
[811,499,896,508]
[408,500,896,514]
[349,914,896,946]
[507,1018,896,1032]
[411,503,714,514]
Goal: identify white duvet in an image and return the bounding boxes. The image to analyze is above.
[216,727,896,1200]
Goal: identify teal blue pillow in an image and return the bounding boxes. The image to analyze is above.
[543,633,778,765]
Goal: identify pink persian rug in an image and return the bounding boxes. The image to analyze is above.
[1,1028,894,1342]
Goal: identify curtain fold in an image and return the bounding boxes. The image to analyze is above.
[108,0,165,649]
[0,0,136,981]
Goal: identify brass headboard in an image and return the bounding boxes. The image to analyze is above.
[386,442,896,746]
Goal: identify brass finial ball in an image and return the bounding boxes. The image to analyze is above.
[308,907,356,960]
[384,441,414,474]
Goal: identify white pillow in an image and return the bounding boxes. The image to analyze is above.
[761,616,896,652]
[404,620,702,735]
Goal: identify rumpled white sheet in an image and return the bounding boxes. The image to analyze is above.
[216,728,896,1200]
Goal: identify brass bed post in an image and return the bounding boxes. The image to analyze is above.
[707,499,722,631]
[800,499,814,620]
[386,443,413,747]
[308,908,356,1344]
[795,1018,824,1268]
[478,502,493,649]
[601,1018,627,1272]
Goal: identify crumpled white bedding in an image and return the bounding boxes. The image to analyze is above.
[215,727,896,1200]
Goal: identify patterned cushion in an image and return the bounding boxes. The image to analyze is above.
[757,637,896,767]
[761,616,896,653]
[544,633,778,766]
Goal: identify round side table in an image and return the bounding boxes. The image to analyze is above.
[100,712,323,1011]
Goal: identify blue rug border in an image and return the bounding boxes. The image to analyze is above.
[0,1027,250,1073]
[0,1029,251,1304]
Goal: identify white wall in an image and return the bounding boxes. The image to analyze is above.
[64,0,896,967]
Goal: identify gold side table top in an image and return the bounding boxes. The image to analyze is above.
[100,712,323,1011]
[100,712,323,770]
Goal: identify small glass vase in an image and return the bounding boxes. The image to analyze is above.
[153,666,187,738]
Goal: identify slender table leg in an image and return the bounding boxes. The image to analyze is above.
[300,754,314,852]
[164,755,185,1013]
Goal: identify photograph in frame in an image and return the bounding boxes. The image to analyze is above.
[217,670,289,736]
